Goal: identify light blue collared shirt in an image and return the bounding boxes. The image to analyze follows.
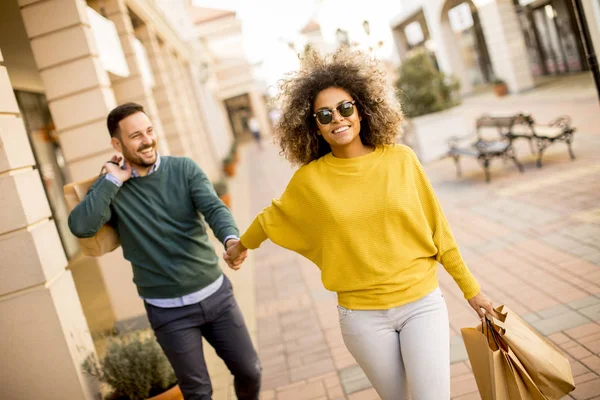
[105,155,237,308]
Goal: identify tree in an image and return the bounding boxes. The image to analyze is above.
[395,48,460,118]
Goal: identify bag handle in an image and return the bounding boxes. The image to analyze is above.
[488,314,508,333]
[73,164,116,199]
[98,160,120,177]
[482,317,508,352]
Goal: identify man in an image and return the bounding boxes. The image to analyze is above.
[68,103,260,400]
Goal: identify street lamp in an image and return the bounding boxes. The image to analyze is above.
[336,28,349,46]
[363,20,371,36]
[571,0,600,105]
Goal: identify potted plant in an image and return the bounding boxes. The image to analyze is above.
[213,179,231,208]
[223,140,239,177]
[82,331,182,400]
[395,48,465,163]
[223,154,236,177]
[492,77,508,97]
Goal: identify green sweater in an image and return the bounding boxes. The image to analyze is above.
[68,156,239,298]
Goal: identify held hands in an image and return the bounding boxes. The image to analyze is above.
[223,239,248,270]
[105,156,132,183]
[467,291,496,322]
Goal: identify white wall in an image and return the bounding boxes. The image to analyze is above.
[582,0,600,59]
[198,76,234,160]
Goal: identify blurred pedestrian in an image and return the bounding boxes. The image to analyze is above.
[248,116,262,149]
[225,49,493,400]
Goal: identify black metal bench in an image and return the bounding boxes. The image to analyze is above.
[448,114,525,183]
[507,113,576,168]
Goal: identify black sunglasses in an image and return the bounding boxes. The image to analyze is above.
[313,101,356,125]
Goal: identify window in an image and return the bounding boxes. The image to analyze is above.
[14,91,80,260]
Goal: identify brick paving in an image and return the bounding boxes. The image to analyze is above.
[231,75,600,400]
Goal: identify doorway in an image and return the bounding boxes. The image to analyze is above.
[224,93,253,142]
[447,1,494,84]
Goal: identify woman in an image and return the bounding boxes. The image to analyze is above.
[225,49,494,400]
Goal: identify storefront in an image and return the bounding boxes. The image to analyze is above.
[392,1,494,89]
[515,0,587,76]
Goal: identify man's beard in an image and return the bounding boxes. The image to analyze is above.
[122,141,157,167]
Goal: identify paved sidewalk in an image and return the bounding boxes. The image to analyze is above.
[232,79,600,400]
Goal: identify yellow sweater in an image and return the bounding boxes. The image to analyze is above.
[241,145,480,309]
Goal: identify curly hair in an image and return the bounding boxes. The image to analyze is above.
[275,48,404,165]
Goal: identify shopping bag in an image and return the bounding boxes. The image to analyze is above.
[63,175,120,257]
[462,318,546,400]
[491,305,575,399]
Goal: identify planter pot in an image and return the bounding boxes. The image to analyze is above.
[223,163,236,177]
[146,385,183,400]
[493,83,508,97]
[408,106,469,164]
[219,193,232,208]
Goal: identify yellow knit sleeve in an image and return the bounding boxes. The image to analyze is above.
[240,217,268,249]
[239,167,321,263]
[409,150,481,299]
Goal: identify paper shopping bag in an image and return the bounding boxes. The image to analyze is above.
[462,319,546,400]
[491,305,575,399]
[63,176,120,257]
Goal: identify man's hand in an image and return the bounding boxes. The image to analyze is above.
[223,239,248,270]
[105,155,132,183]
[467,291,496,322]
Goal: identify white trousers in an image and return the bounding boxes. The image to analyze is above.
[338,288,450,400]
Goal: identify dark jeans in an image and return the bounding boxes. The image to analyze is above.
[145,275,261,400]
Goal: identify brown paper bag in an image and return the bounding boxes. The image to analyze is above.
[462,319,546,400]
[491,305,575,399]
[63,176,120,257]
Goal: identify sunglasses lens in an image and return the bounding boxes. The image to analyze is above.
[339,102,354,117]
[317,111,333,125]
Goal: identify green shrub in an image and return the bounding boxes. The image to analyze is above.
[82,331,176,400]
[395,48,460,118]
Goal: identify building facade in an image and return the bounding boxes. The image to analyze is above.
[390,0,600,95]
[0,0,258,398]
[190,6,272,145]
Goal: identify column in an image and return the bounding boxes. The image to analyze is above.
[476,0,535,93]
[179,59,221,180]
[193,71,236,161]
[103,0,170,155]
[162,48,202,162]
[21,0,117,181]
[19,0,147,333]
[136,25,191,157]
[391,26,410,62]
[0,45,97,399]
[424,4,474,95]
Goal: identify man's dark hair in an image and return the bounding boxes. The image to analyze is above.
[107,103,145,138]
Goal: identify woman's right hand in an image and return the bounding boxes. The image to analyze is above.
[467,291,496,322]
